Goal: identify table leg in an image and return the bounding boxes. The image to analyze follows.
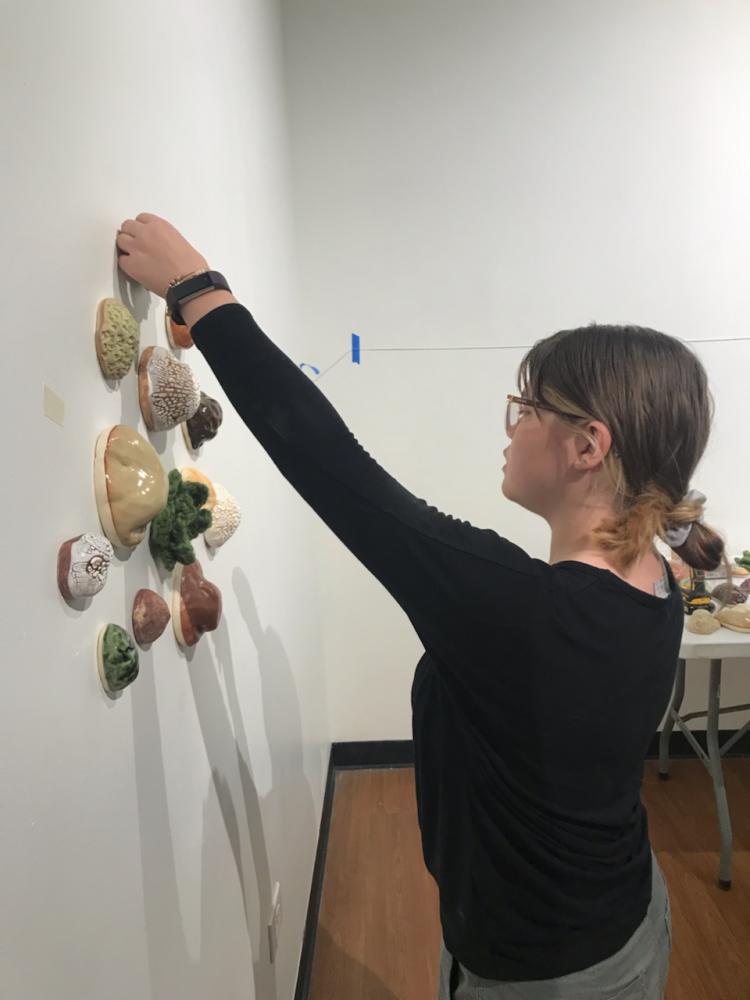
[658,657,686,779]
[707,658,733,890]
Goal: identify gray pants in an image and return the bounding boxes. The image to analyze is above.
[438,854,672,999]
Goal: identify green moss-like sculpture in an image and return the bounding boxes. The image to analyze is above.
[149,468,213,570]
[99,624,139,694]
[735,550,750,571]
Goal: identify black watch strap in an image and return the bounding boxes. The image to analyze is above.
[167,270,231,326]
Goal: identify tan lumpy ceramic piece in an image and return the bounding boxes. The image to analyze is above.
[716,603,750,633]
[95,298,140,379]
[686,609,721,635]
[204,482,241,549]
[94,425,169,547]
[180,467,217,511]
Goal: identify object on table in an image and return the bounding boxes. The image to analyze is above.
[733,550,750,572]
[204,482,241,549]
[97,623,139,695]
[172,560,222,647]
[182,392,223,450]
[180,467,217,511]
[711,582,747,606]
[686,608,721,634]
[57,532,113,600]
[149,468,212,570]
[681,567,715,616]
[165,308,194,349]
[131,589,171,645]
[739,578,750,594]
[94,425,169,548]
[95,298,140,380]
[716,604,750,633]
[138,346,201,432]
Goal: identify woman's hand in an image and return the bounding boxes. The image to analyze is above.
[115,212,209,298]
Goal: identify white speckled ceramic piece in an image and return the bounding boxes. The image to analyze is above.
[57,532,114,600]
[138,346,201,431]
[204,482,241,549]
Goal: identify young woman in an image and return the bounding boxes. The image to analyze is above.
[116,214,732,1000]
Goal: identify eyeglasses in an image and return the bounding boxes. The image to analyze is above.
[505,394,621,459]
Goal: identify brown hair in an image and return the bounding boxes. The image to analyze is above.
[516,322,734,601]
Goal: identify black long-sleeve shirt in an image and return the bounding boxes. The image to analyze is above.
[190,302,685,981]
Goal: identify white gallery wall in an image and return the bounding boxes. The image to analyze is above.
[3,1,330,998]
[279,0,750,740]
[3,1,750,998]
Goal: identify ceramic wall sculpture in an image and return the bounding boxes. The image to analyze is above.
[97,623,139,694]
[138,347,201,432]
[149,469,212,570]
[182,392,223,450]
[173,560,222,647]
[132,589,171,645]
[180,467,217,511]
[95,298,140,379]
[686,609,721,635]
[57,532,114,600]
[165,309,194,349]
[94,425,169,548]
[716,604,750,633]
[711,582,747,605]
[204,482,241,549]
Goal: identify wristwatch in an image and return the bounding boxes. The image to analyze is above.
[166,269,232,326]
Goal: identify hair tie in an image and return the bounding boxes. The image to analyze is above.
[662,488,707,548]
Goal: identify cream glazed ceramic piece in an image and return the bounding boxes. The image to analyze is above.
[172,561,222,648]
[94,424,169,548]
[181,392,223,450]
[686,609,721,635]
[204,482,241,549]
[57,532,114,600]
[132,589,171,645]
[716,604,750,633]
[180,467,217,512]
[138,346,201,432]
[95,298,140,380]
[97,623,139,696]
[165,308,194,349]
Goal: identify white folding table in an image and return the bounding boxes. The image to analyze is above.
[658,619,750,889]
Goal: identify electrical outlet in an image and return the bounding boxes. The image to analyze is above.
[268,881,282,964]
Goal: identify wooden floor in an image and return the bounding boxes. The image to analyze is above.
[308,760,750,1000]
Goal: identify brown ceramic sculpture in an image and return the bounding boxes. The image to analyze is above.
[95,298,140,379]
[165,308,194,349]
[716,604,750,633]
[182,392,223,450]
[686,609,721,635]
[57,532,114,600]
[711,582,747,606]
[132,589,171,645]
[180,467,217,512]
[204,482,241,549]
[94,424,169,548]
[138,347,201,432]
[172,560,222,648]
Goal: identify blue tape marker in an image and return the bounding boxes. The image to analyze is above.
[299,362,320,375]
[352,333,360,364]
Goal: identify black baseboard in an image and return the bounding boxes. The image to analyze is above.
[294,731,749,998]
